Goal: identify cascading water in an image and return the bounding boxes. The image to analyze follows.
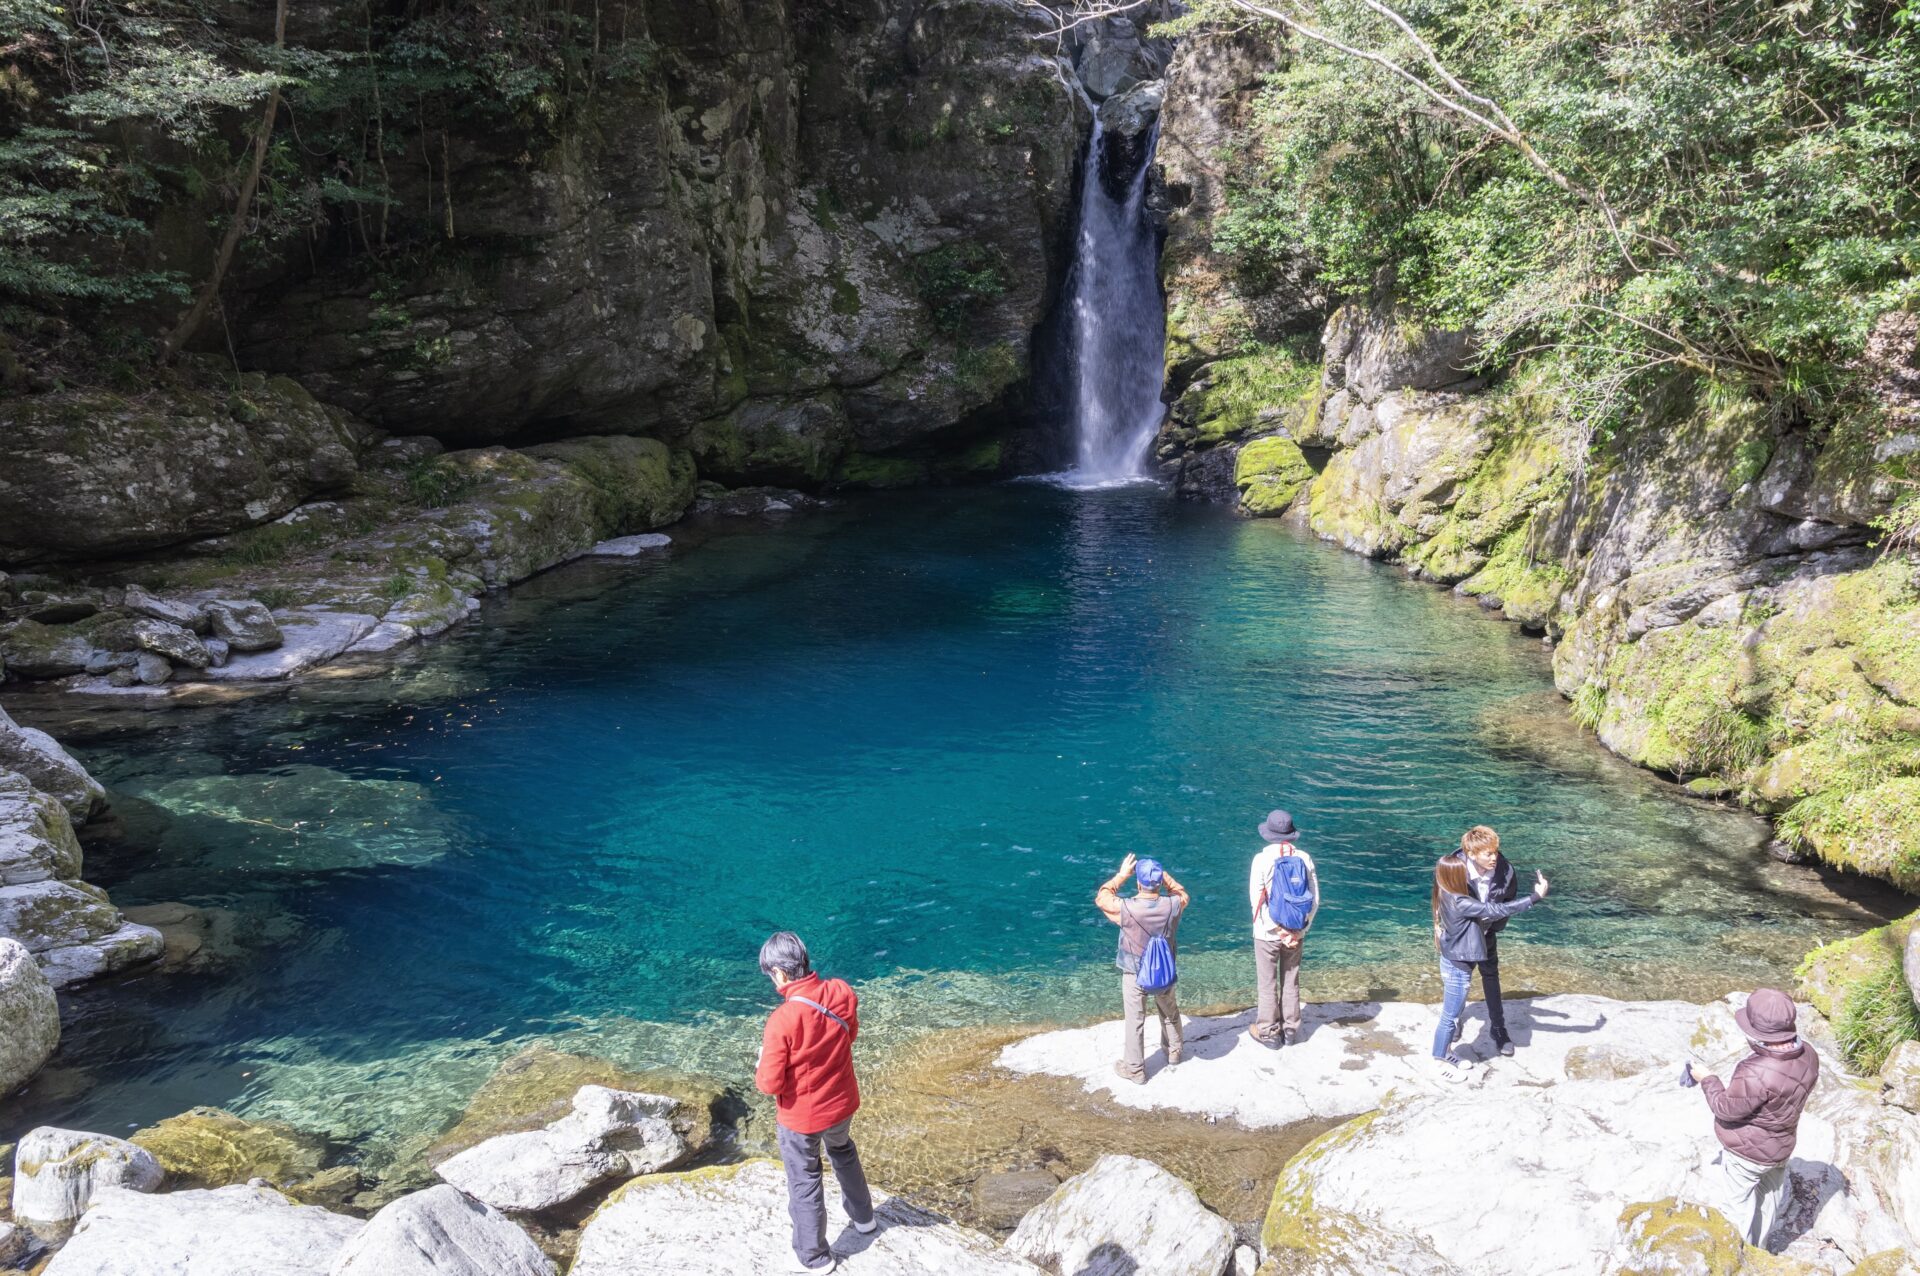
[1068,118,1165,484]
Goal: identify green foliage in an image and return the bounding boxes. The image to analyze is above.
[404,457,478,509]
[913,243,1008,333]
[1833,947,1920,1074]
[1180,0,1920,435]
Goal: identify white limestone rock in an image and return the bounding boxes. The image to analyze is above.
[202,609,373,681]
[586,533,672,556]
[13,1127,164,1224]
[202,598,283,651]
[1007,1154,1234,1276]
[0,937,58,1094]
[434,1084,690,1212]
[0,879,164,987]
[329,1184,553,1276]
[122,584,209,633]
[0,705,105,821]
[998,994,1706,1128]
[42,1183,362,1276]
[570,1160,1046,1276]
[0,770,83,885]
[0,1220,25,1266]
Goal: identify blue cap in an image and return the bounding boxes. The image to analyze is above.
[1135,858,1165,887]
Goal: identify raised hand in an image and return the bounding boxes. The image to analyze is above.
[1118,853,1137,879]
[1533,870,1551,899]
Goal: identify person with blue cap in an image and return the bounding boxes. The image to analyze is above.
[1095,852,1190,1084]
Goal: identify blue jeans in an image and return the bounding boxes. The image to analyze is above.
[1432,956,1473,1059]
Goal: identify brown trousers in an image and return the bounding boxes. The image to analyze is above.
[1119,970,1182,1077]
[1255,936,1303,1033]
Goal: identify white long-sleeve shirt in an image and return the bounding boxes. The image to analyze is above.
[1249,843,1320,941]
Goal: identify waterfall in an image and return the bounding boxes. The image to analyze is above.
[1068,118,1165,485]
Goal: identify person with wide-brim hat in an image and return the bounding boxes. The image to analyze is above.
[1247,809,1320,1048]
[1689,987,1820,1249]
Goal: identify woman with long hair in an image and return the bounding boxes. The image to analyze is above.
[1431,836,1548,1081]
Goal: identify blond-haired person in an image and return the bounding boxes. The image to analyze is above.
[1431,826,1548,1081]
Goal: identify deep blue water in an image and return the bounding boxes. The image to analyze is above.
[6,484,1888,1159]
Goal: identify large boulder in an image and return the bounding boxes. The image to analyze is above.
[434,1085,691,1213]
[329,1184,554,1276]
[1006,1154,1234,1276]
[0,878,165,987]
[521,436,698,535]
[0,937,58,1094]
[0,770,83,885]
[0,619,98,678]
[13,1127,164,1224]
[569,1160,1046,1276]
[131,1107,329,1193]
[202,599,283,652]
[0,376,364,565]
[41,1183,362,1276]
[0,706,106,821]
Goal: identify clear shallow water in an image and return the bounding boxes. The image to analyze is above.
[6,485,1897,1160]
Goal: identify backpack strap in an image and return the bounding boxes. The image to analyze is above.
[789,994,852,1034]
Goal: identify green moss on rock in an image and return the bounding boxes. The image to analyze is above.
[1614,1197,1822,1274]
[1176,346,1319,446]
[130,1107,327,1192]
[1795,910,1919,1072]
[1234,436,1315,517]
[835,453,930,490]
[523,436,697,535]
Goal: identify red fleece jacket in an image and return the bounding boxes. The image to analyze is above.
[755,972,861,1135]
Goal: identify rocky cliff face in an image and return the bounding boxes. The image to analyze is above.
[1155,28,1920,893]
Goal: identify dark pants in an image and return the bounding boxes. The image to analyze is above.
[776,1117,874,1269]
[1449,935,1508,1045]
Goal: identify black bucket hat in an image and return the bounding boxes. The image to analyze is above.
[1258,810,1300,843]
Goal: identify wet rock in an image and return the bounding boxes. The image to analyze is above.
[968,1167,1059,1231]
[131,1107,328,1193]
[203,598,283,652]
[1098,79,1164,140]
[520,436,697,534]
[570,1161,1045,1276]
[0,938,58,1095]
[0,771,83,885]
[585,534,671,557]
[0,706,106,821]
[13,1128,164,1225]
[203,610,375,681]
[0,376,365,565]
[119,902,253,973]
[0,1220,23,1266]
[133,651,173,685]
[1076,17,1153,99]
[41,1183,361,1276]
[1007,1154,1234,1276]
[331,1184,554,1276]
[122,585,208,633]
[434,1085,691,1214]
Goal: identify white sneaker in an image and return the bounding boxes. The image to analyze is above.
[854,1217,878,1234]
[1433,1055,1474,1084]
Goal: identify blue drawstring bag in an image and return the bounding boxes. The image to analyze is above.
[1133,902,1178,993]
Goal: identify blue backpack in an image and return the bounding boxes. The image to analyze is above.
[1266,851,1314,930]
[1132,902,1178,993]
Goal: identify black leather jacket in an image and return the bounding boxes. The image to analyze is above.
[1435,878,1536,963]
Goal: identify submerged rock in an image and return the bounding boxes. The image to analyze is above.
[330,1184,554,1276]
[13,1127,164,1225]
[131,1107,328,1193]
[1006,1154,1233,1276]
[0,937,58,1095]
[41,1183,361,1276]
[434,1085,691,1214]
[585,534,672,557]
[570,1160,1046,1276]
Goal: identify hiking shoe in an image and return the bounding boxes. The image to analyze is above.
[1165,1047,1184,1067]
[1247,1026,1280,1049]
[785,1253,836,1273]
[1496,1039,1515,1057]
[1282,1028,1298,1047]
[1113,1061,1146,1085]
[853,1217,878,1235]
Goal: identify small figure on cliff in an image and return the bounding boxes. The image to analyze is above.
[1095,853,1189,1083]
[1438,825,1522,1057]
[1431,830,1548,1081]
[1248,810,1320,1048]
[754,931,877,1272]
[1688,987,1819,1250]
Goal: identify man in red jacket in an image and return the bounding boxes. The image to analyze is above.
[755,931,876,1272]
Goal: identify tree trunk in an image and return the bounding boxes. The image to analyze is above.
[156,0,290,363]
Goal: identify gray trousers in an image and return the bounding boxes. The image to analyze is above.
[1255,936,1303,1033]
[777,1117,874,1269]
[1120,970,1182,1077]
[1717,1148,1788,1248]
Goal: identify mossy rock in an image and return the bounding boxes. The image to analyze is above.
[425,1045,725,1168]
[1176,346,1320,446]
[834,453,930,490]
[130,1107,327,1192]
[1614,1197,1824,1274]
[1782,776,1920,893]
[1258,1108,1456,1274]
[522,436,698,536]
[1795,909,1920,1073]
[685,397,851,487]
[1234,436,1315,517]
[933,437,1006,480]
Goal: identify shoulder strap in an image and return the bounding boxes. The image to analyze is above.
[789,994,852,1034]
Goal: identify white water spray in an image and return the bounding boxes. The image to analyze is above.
[1067,119,1165,485]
